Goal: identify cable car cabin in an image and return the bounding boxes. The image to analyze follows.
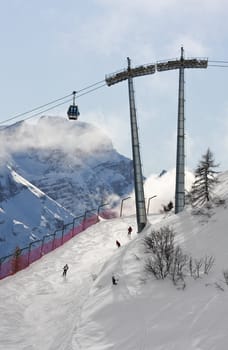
[67,105,80,120]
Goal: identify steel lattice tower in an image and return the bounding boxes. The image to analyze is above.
[127,57,147,232]
[175,47,185,214]
[105,58,156,232]
[157,47,208,214]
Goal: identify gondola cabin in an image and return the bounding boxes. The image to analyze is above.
[67,104,80,120]
[67,91,80,120]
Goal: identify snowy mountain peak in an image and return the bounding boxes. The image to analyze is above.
[1,117,134,215]
[0,117,135,256]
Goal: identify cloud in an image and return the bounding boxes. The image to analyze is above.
[50,0,228,72]
[97,0,228,14]
[74,0,228,61]
[84,110,132,156]
[119,168,195,215]
[144,169,194,213]
[79,13,133,56]
[217,107,228,168]
[96,0,179,15]
[167,38,209,58]
[0,117,114,158]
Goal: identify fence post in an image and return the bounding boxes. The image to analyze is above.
[83,209,97,230]
[147,195,157,215]
[120,197,131,217]
[83,210,88,230]
[61,225,65,245]
[0,257,3,278]
[28,242,33,266]
[52,231,57,250]
[72,215,85,236]
[41,236,46,257]
[72,219,75,237]
[97,203,109,220]
[12,247,21,274]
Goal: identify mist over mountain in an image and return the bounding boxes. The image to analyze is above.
[1,116,134,216]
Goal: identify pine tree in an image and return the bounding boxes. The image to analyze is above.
[191,148,219,207]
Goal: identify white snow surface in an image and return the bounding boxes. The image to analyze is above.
[1,172,228,349]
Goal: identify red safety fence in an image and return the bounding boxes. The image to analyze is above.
[0,209,118,281]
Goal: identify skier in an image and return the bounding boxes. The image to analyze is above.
[128,226,133,236]
[116,240,121,248]
[63,264,69,277]
[112,275,118,285]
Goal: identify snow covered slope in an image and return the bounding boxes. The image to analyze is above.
[0,164,74,257]
[1,116,134,215]
[1,172,228,349]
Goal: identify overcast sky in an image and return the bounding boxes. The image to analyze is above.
[0,0,228,176]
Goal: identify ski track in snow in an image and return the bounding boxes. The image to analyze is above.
[0,217,134,350]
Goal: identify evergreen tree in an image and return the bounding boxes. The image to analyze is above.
[191,148,219,207]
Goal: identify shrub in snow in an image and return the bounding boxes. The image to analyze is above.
[223,270,228,285]
[211,270,228,292]
[189,256,214,279]
[203,256,215,274]
[162,201,174,213]
[170,246,188,287]
[144,226,183,282]
[144,226,214,288]
[213,197,226,207]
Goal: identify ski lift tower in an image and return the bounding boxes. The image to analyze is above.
[157,47,208,214]
[105,58,156,232]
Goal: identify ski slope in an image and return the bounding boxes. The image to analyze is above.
[1,184,228,350]
[0,216,137,350]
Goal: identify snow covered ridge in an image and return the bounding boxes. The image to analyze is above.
[0,116,134,216]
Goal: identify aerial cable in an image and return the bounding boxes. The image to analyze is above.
[2,58,228,126]
[208,60,228,64]
[1,98,73,130]
[76,83,107,98]
[76,79,105,93]
[0,92,73,126]
[208,60,228,68]
[0,82,106,129]
[0,79,106,126]
[208,64,228,68]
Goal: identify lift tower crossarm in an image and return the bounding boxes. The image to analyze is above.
[105,63,156,86]
[156,57,208,71]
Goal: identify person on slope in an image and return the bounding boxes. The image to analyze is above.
[116,240,121,248]
[63,264,69,277]
[112,274,118,285]
[128,226,133,236]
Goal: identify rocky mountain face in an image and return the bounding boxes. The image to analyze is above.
[1,116,134,217]
[0,164,75,257]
